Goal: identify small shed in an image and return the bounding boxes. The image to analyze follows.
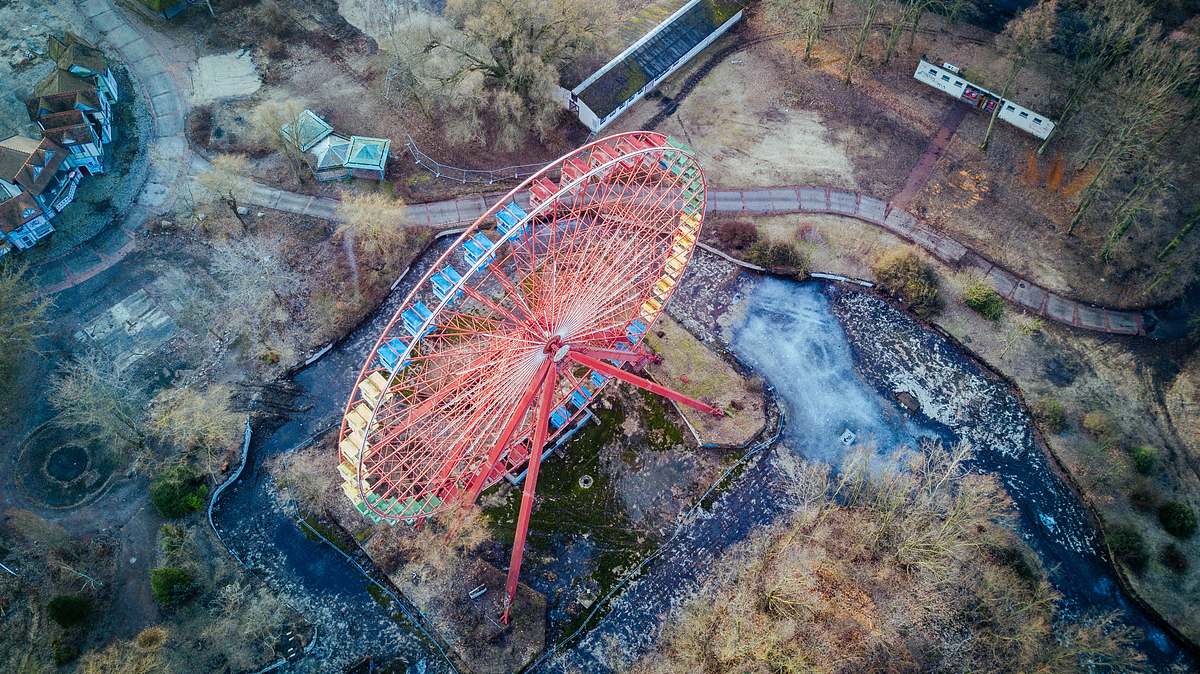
[280,110,391,182]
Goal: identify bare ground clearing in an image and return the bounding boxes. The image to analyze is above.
[616,12,1199,308]
[645,315,765,446]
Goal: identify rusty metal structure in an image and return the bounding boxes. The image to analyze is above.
[336,131,718,621]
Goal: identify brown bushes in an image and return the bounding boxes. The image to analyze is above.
[632,444,1145,674]
[716,219,759,251]
[871,246,942,318]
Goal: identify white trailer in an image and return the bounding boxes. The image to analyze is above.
[914,58,1056,140]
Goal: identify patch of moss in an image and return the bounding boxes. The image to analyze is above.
[299,514,356,556]
[366,582,393,610]
[481,393,655,637]
[637,389,685,452]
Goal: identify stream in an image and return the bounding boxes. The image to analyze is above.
[211,246,1190,672]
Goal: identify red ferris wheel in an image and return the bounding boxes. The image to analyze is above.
[336,131,721,622]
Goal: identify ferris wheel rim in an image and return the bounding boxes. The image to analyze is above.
[342,132,708,521]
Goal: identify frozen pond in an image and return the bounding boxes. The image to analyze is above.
[729,277,945,461]
[728,277,1184,667]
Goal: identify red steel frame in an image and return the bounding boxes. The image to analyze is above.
[335,131,718,623]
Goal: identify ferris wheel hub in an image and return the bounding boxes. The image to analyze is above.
[552,343,570,363]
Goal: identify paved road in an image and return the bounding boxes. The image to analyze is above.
[269,181,1145,337]
[228,175,1147,336]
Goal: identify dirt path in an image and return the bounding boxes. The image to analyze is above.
[891,101,967,211]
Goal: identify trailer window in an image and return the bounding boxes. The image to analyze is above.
[941,74,950,81]
[1019,111,1029,118]
[1033,117,1042,124]
[1006,105,1015,111]
[928,69,938,75]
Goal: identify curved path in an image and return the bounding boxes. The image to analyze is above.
[40,0,189,293]
[234,182,1147,336]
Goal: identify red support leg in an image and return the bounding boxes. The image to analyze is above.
[570,345,659,367]
[568,350,724,417]
[501,369,556,624]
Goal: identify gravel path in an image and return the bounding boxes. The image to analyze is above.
[226,179,1152,337]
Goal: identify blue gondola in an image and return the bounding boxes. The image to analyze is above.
[550,407,571,429]
[430,264,464,302]
[627,319,647,343]
[402,301,435,338]
[377,337,410,372]
[495,201,529,238]
[569,389,589,410]
[590,371,607,388]
[463,232,496,267]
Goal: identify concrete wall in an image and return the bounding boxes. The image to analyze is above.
[591,9,744,133]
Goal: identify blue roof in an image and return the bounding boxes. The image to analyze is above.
[280,109,333,153]
[345,136,391,171]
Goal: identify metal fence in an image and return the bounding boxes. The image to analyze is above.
[404,133,545,185]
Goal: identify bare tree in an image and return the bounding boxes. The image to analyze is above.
[202,582,286,671]
[979,0,1058,151]
[50,350,147,455]
[251,98,309,185]
[197,154,251,228]
[1038,0,1150,154]
[408,0,616,149]
[629,443,1146,674]
[1068,35,1198,233]
[884,0,946,64]
[1099,158,1173,261]
[764,0,834,64]
[149,385,243,475]
[1158,205,1200,261]
[0,262,51,396]
[271,442,334,514]
[335,190,409,272]
[209,234,303,340]
[944,0,976,25]
[844,0,884,84]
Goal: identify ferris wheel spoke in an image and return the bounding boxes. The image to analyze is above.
[460,283,540,338]
[461,357,553,506]
[373,363,539,497]
[558,240,667,336]
[485,260,538,327]
[367,346,535,449]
